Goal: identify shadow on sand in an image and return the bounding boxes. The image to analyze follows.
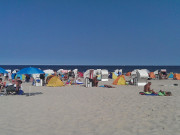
[24,92,43,96]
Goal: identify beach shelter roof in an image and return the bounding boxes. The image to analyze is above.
[167,72,174,78]
[113,75,126,85]
[17,67,44,74]
[47,76,64,87]
[0,67,8,74]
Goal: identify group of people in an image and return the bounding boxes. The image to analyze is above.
[144,82,172,96]
[0,77,22,94]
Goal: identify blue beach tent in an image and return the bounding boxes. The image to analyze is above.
[167,72,174,79]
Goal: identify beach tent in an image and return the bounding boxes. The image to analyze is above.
[174,74,180,80]
[126,72,131,76]
[47,76,64,87]
[149,72,156,79]
[113,75,126,85]
[46,75,54,83]
[112,72,118,79]
[15,74,26,80]
[167,72,174,79]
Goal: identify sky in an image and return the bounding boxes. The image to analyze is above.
[0,0,180,65]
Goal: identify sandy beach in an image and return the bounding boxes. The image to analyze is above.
[0,79,179,135]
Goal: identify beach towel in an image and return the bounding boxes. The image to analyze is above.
[139,92,158,96]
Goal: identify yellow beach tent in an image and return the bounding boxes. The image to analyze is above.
[112,72,118,79]
[113,75,126,85]
[47,76,64,87]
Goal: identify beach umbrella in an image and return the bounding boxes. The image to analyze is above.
[0,67,8,74]
[17,67,44,74]
[17,67,44,96]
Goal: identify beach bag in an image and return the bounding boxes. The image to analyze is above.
[18,90,24,95]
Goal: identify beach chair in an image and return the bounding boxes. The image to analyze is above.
[101,69,109,81]
[154,70,159,79]
[136,70,149,86]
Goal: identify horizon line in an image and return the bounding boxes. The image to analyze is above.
[1,64,180,66]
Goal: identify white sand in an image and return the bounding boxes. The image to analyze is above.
[0,79,180,135]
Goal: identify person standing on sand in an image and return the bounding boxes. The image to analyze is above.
[0,78,4,92]
[92,76,99,87]
[40,74,45,86]
[144,82,156,94]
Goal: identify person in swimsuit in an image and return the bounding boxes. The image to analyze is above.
[0,78,4,92]
[144,82,156,94]
[158,90,172,96]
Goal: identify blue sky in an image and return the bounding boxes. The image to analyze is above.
[0,0,180,65]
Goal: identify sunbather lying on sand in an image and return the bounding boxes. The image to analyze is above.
[99,85,115,88]
[158,90,172,96]
[104,85,115,88]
